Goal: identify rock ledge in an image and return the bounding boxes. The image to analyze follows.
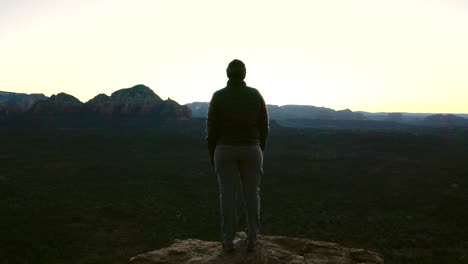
[129,232,384,264]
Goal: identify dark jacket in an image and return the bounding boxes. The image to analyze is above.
[206,80,269,163]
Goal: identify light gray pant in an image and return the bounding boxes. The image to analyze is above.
[215,144,263,245]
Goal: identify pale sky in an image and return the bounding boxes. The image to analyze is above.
[1,0,467,113]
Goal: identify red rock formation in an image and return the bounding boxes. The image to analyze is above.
[3,85,191,122]
[85,94,113,117]
[85,84,191,121]
[159,98,191,121]
[29,93,84,115]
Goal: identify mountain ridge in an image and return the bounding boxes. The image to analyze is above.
[1,89,467,126]
[185,102,468,127]
[0,85,191,121]
[0,90,48,113]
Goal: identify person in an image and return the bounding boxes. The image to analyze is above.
[206,59,269,252]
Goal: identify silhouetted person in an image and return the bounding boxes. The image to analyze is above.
[207,59,269,252]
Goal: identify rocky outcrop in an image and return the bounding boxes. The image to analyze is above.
[159,98,191,121]
[0,85,190,121]
[29,93,84,115]
[129,232,384,264]
[9,84,191,121]
[105,84,163,115]
[85,85,191,120]
[86,85,162,117]
[86,93,114,116]
[111,84,163,103]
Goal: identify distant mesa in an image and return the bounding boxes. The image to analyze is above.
[129,232,384,264]
[268,104,338,120]
[0,91,47,114]
[2,87,467,127]
[423,114,468,126]
[110,84,163,103]
[185,102,468,128]
[0,85,191,121]
[336,108,368,120]
[186,102,368,121]
[87,84,163,117]
[385,113,403,122]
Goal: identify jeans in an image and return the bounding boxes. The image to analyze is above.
[215,144,263,245]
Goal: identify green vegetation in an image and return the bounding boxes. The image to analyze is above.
[0,119,467,264]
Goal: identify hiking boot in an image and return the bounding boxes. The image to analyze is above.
[246,239,257,252]
[222,242,234,253]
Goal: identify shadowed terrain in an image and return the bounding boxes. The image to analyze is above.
[0,119,467,264]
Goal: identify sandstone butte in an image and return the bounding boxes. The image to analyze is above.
[129,232,384,264]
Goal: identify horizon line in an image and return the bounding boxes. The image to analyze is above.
[2,89,467,116]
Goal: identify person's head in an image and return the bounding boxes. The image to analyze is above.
[226,59,246,80]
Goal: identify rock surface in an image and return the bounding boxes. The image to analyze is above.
[29,92,84,114]
[85,85,191,120]
[129,232,384,264]
[86,84,163,116]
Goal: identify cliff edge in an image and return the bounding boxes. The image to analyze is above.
[129,232,383,264]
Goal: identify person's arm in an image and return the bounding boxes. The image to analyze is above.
[206,93,219,165]
[258,93,269,151]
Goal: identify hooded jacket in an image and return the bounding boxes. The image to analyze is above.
[206,80,269,163]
